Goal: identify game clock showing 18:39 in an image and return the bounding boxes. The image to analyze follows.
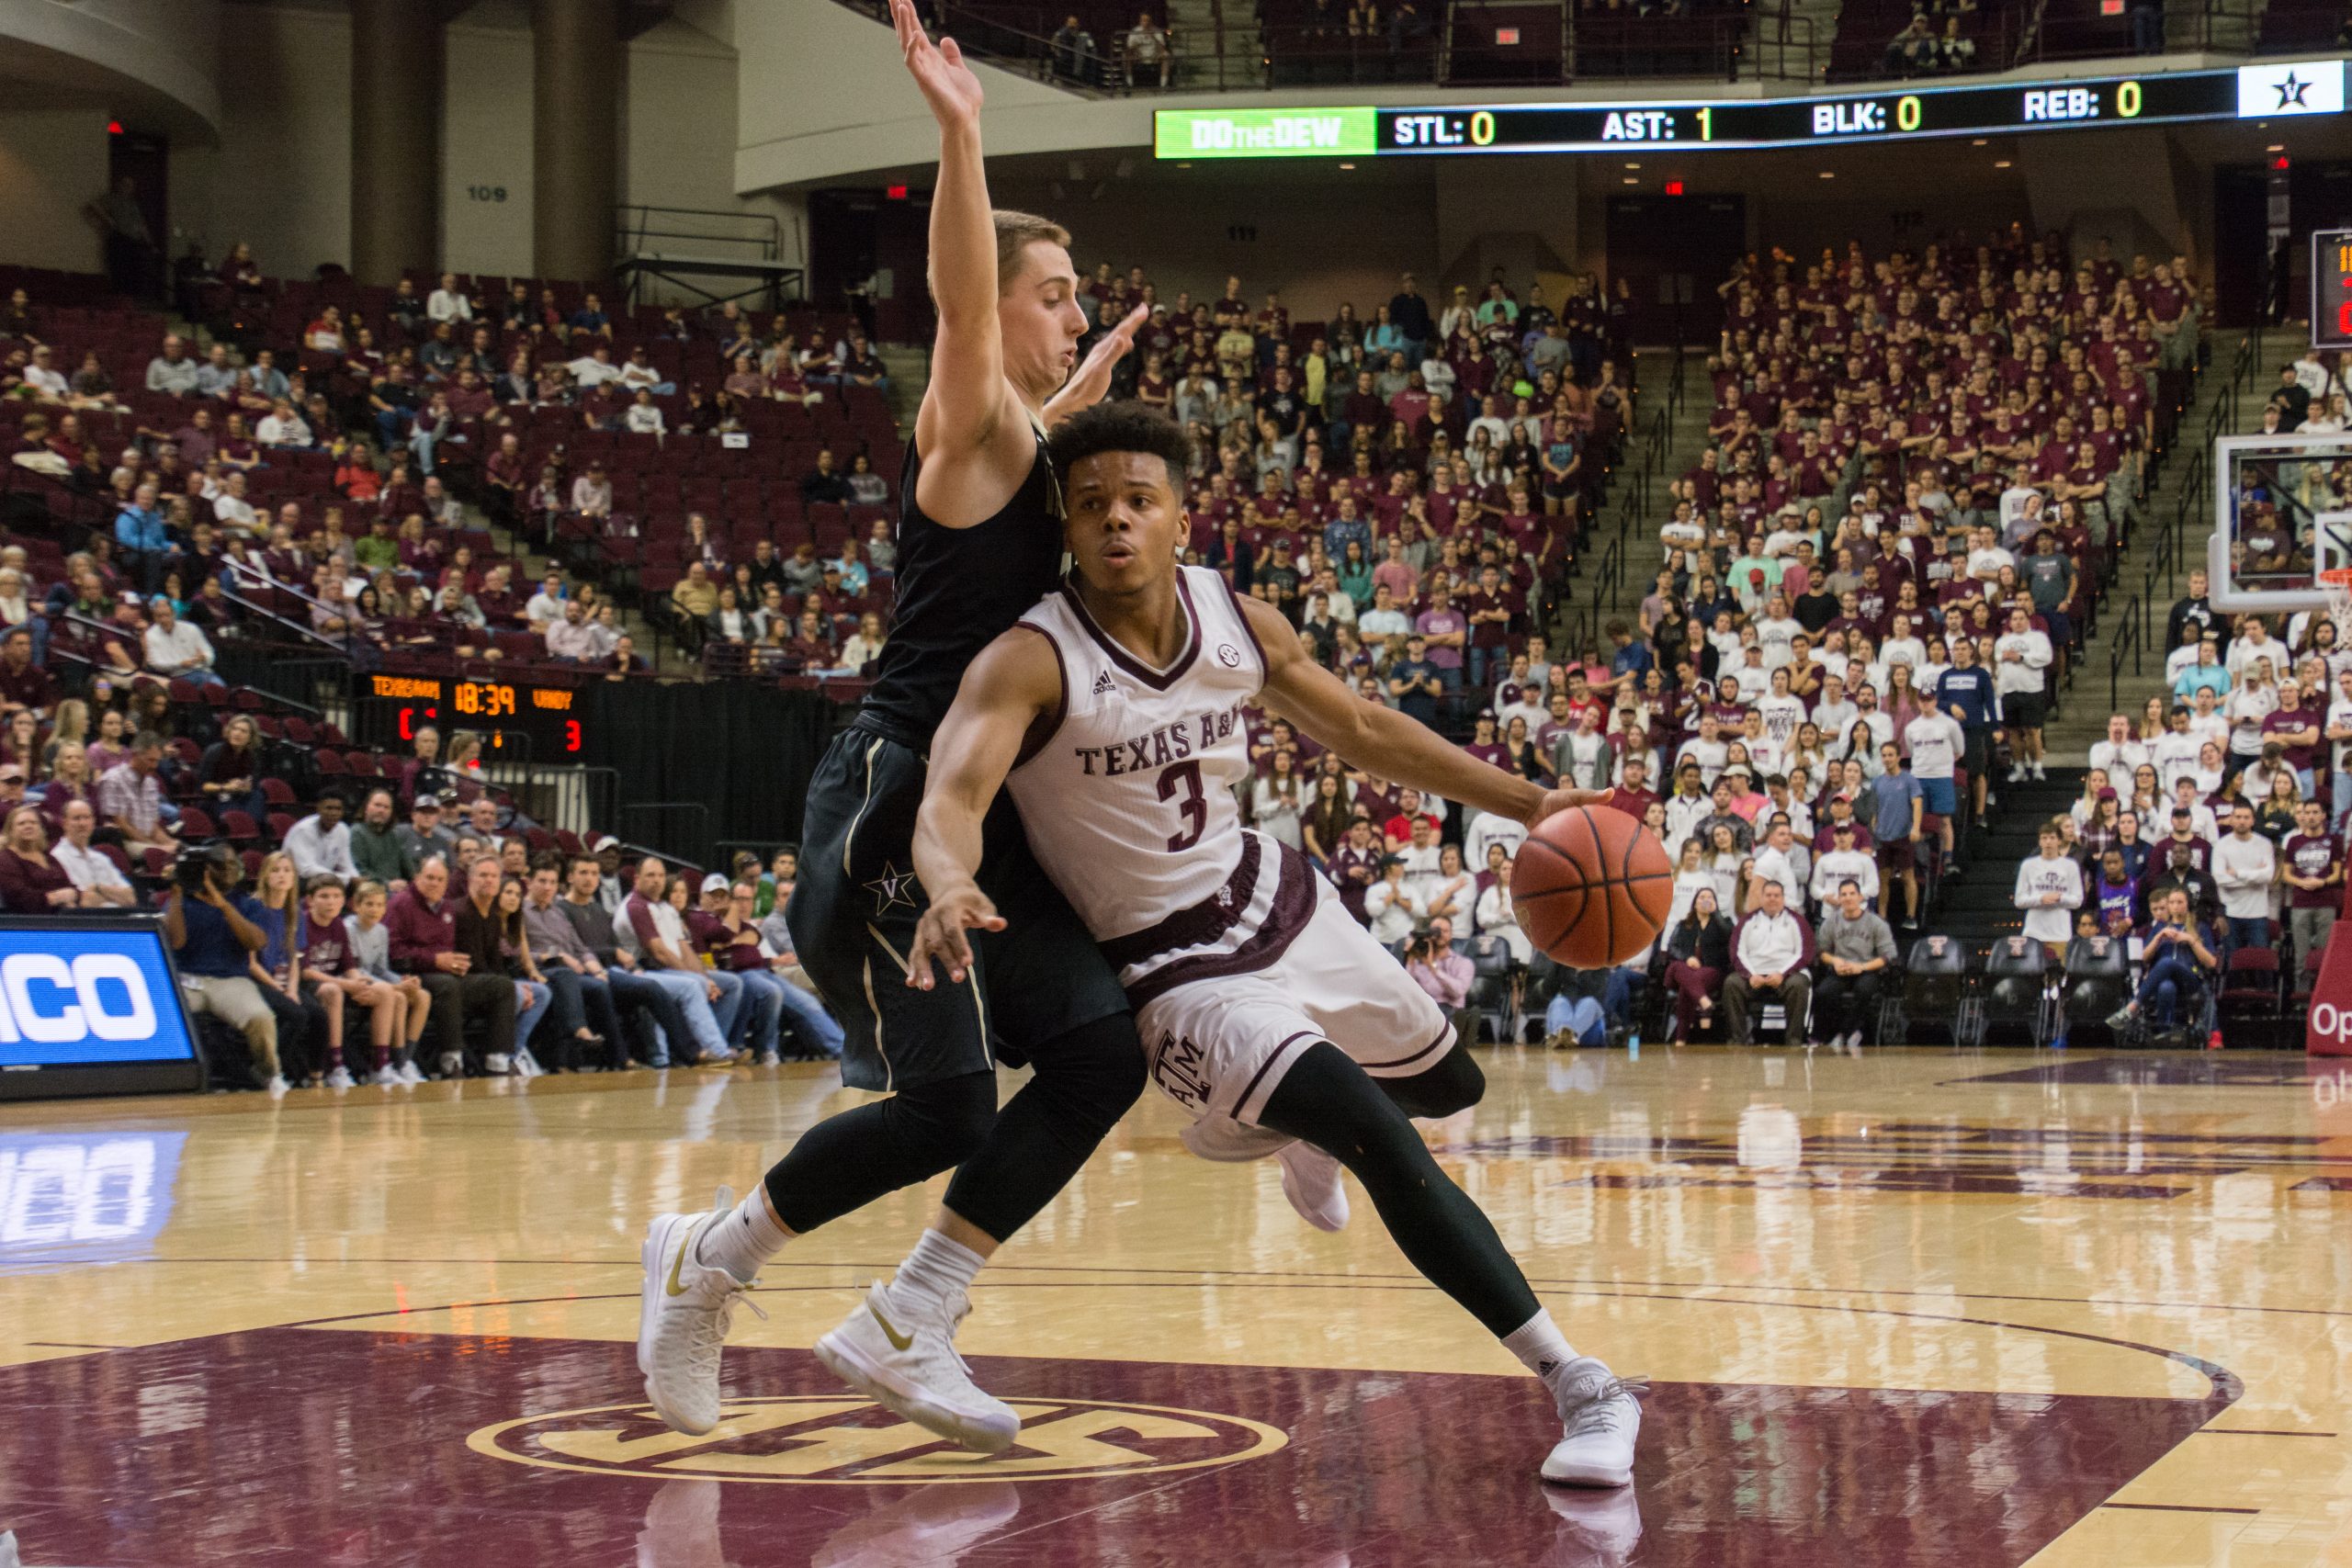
[366,674,584,756]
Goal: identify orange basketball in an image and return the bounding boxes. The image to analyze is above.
[1509,806,1675,969]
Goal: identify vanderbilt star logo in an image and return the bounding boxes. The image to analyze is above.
[865,863,918,916]
[2275,70,2312,108]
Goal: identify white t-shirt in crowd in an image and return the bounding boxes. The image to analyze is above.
[2011,854,2082,943]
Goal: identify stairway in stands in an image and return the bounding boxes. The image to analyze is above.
[1932,766,2088,947]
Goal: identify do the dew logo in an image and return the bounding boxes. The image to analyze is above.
[469,1394,1286,1485]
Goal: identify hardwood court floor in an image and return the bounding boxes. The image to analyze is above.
[3,1046,2349,1567]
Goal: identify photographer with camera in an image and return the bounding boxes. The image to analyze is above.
[164,842,285,1094]
[1404,915,1478,1049]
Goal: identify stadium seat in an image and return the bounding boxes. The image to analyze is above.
[2060,935,2131,1043]
[1983,937,2055,1046]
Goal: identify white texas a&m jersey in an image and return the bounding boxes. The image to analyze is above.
[1008,566,1320,1003]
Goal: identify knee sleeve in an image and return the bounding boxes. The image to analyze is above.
[1378,1046,1485,1119]
[763,1069,1000,1235]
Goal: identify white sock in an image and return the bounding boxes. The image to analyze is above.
[695,1187,791,1283]
[888,1228,987,1316]
[1502,1307,1578,1386]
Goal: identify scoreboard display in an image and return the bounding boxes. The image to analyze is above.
[1155,60,2346,159]
[363,673,585,760]
[2316,229,2352,352]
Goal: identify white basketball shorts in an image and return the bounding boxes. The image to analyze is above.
[1136,880,1458,1148]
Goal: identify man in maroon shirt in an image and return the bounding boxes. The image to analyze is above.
[386,854,516,1078]
[0,627,56,718]
[1603,754,1660,820]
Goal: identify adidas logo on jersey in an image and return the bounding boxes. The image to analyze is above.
[1091,669,1116,695]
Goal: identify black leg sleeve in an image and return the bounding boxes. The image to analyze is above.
[762,1069,1000,1235]
[1376,1046,1486,1119]
[942,1011,1146,1244]
[1259,1042,1539,1337]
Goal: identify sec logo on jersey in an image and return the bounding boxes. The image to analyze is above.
[1216,643,1241,667]
[469,1394,1287,1484]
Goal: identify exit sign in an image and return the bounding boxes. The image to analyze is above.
[2098,0,2121,14]
[1495,25,1521,42]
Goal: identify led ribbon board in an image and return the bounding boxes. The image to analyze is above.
[1155,61,2345,158]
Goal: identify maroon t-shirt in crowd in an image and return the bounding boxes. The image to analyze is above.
[2283,832,2340,910]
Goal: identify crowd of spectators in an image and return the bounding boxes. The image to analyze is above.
[0,558,848,1092]
[5,257,905,685]
[1211,231,2215,1048]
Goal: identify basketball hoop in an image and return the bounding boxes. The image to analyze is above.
[2324,566,2352,645]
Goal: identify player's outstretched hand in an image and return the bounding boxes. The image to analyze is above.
[1523,785,1612,831]
[906,883,1006,989]
[1056,304,1148,413]
[891,0,983,131]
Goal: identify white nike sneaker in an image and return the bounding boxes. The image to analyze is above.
[372,1064,402,1087]
[264,1074,289,1097]
[323,1066,355,1090]
[813,1280,1021,1454]
[399,1059,427,1085]
[1275,1140,1350,1232]
[437,1051,463,1080]
[639,1186,767,1436]
[1543,1357,1645,1487]
[485,1052,513,1076]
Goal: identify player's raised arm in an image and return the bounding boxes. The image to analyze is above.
[906,626,1062,987]
[1238,595,1603,830]
[892,0,1010,454]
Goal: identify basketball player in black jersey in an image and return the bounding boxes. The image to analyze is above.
[637,0,1151,1450]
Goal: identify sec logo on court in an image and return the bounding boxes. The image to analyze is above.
[469,1393,1287,1484]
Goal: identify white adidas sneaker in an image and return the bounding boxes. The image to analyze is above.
[638,1187,766,1436]
[1275,1140,1350,1232]
[813,1280,1021,1454]
[1543,1357,1645,1487]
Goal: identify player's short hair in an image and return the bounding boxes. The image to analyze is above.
[1047,400,1193,495]
[992,210,1071,290]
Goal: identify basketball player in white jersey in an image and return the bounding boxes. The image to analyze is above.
[866,403,1644,1487]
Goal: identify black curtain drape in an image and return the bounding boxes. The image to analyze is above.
[576,682,838,872]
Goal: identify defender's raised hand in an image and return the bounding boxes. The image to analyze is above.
[892,0,983,130]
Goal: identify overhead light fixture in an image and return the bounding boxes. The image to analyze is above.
[1624,161,1641,169]
[1622,175,1638,184]
[1339,162,1355,170]
[2267,143,2285,152]
[1994,159,2012,168]
[1971,138,1986,146]
[1819,170,1835,179]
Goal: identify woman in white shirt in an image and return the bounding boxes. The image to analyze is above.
[835,612,887,674]
[1474,849,1533,965]
[1666,837,1716,928]
[1249,759,1306,852]
[1704,822,1746,917]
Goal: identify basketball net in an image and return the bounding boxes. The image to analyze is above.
[2325,567,2352,648]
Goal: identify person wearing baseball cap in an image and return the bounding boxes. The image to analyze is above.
[396,792,458,874]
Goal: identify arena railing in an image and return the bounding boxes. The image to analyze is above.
[2025,0,2262,64]
[620,800,716,874]
[2104,590,2143,716]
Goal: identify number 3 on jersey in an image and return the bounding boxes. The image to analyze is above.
[1159,760,1206,852]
